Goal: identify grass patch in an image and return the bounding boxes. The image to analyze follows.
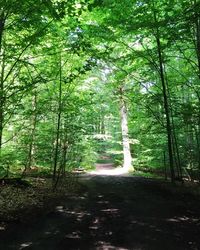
[132,170,163,179]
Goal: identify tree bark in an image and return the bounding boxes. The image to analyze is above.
[100,114,105,134]
[165,74,182,179]
[26,92,37,170]
[194,0,200,78]
[119,88,133,171]
[0,70,3,150]
[0,12,5,150]
[153,8,175,182]
[53,53,62,182]
[0,10,5,54]
[193,0,200,171]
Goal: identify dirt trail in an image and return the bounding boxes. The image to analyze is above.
[89,158,130,176]
[0,173,200,249]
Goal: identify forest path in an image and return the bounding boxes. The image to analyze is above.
[89,155,130,176]
[89,163,130,176]
[1,176,200,250]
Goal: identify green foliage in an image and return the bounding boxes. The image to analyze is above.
[79,137,98,170]
[0,0,200,183]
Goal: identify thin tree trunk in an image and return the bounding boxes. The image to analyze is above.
[119,87,133,171]
[62,132,68,176]
[0,11,5,54]
[0,73,3,150]
[194,0,200,78]
[0,12,5,150]
[153,8,175,182]
[163,151,167,180]
[194,125,200,180]
[53,53,62,182]
[193,0,200,172]
[101,114,105,134]
[26,92,37,170]
[165,74,182,179]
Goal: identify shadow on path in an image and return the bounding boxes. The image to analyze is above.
[0,176,200,250]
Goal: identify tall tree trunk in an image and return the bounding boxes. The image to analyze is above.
[153,8,175,182]
[119,87,133,171]
[101,115,105,134]
[0,12,5,150]
[163,151,167,180]
[53,53,62,182]
[194,0,200,78]
[0,10,5,54]
[26,92,37,170]
[193,0,200,172]
[0,70,3,150]
[62,127,68,176]
[165,73,182,179]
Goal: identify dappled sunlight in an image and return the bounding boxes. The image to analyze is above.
[97,200,109,204]
[65,231,82,239]
[107,149,123,154]
[101,208,119,214]
[0,225,5,231]
[19,242,33,250]
[96,241,129,250]
[93,134,113,140]
[1,0,200,250]
[89,217,100,230]
[55,205,91,222]
[55,205,65,213]
[166,216,200,223]
[1,176,200,250]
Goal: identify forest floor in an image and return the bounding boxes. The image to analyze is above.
[0,161,200,250]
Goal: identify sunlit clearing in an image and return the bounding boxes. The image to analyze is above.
[89,167,129,176]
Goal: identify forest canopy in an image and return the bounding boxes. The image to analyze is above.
[0,0,200,183]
